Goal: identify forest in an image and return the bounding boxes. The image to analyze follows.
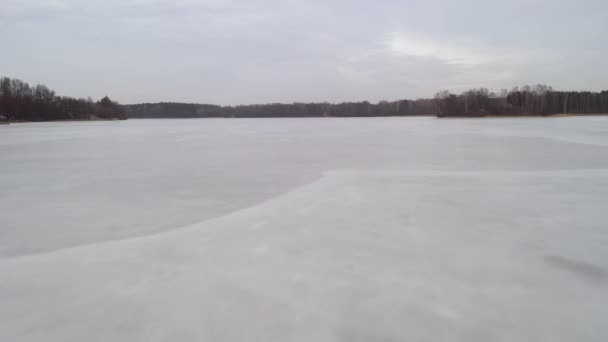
[125,85,608,119]
[434,85,608,117]
[2,76,607,121]
[0,77,126,122]
[124,99,436,118]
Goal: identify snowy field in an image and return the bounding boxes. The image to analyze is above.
[1,117,608,341]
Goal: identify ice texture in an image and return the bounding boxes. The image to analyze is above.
[1,117,608,341]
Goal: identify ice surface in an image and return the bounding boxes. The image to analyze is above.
[1,117,608,341]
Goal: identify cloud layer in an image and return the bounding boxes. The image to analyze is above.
[2,0,607,104]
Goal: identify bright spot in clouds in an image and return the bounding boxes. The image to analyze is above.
[386,32,491,66]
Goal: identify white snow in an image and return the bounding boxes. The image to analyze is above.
[1,117,608,341]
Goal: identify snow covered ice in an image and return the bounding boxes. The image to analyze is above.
[1,117,608,341]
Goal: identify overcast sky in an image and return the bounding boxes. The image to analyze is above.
[2,0,607,105]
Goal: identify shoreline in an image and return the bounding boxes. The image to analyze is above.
[437,113,608,119]
[1,117,127,125]
[2,113,607,124]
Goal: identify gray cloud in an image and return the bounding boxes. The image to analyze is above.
[2,0,607,104]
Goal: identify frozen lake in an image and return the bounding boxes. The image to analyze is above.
[1,117,608,341]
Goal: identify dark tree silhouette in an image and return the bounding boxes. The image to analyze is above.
[0,76,126,122]
[2,76,606,122]
[96,96,126,120]
[435,85,608,117]
[124,99,437,118]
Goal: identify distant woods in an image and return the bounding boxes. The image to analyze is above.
[124,99,436,119]
[2,76,607,122]
[434,85,608,117]
[0,77,126,122]
[125,85,608,119]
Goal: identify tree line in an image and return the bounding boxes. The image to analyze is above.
[125,85,608,119]
[434,85,608,117]
[2,77,606,121]
[0,76,126,122]
[124,99,437,118]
